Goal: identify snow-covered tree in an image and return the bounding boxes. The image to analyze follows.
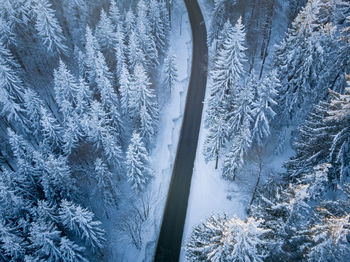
[59,237,87,262]
[308,213,350,261]
[29,221,61,261]
[206,18,247,128]
[39,106,62,148]
[33,0,67,55]
[163,53,178,93]
[125,132,153,191]
[148,0,167,54]
[223,119,252,180]
[95,9,116,53]
[115,24,126,79]
[251,71,279,146]
[186,214,269,262]
[84,26,100,84]
[119,62,132,113]
[109,1,121,27]
[53,60,78,114]
[203,114,228,169]
[59,200,105,250]
[130,63,159,143]
[135,6,159,70]
[0,219,26,260]
[94,158,118,209]
[285,77,350,181]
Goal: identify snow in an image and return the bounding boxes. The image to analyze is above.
[108,1,192,261]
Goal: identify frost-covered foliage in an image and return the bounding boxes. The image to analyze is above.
[274,0,350,125]
[0,0,171,260]
[126,132,153,192]
[186,214,269,262]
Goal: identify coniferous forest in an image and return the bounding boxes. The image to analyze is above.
[0,0,349,261]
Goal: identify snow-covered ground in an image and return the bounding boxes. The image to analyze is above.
[108,1,192,261]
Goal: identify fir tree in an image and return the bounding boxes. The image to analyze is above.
[59,200,105,250]
[33,0,67,55]
[163,53,178,93]
[95,9,116,53]
[251,71,279,146]
[125,132,153,191]
[223,119,252,180]
[94,158,118,209]
[186,214,269,262]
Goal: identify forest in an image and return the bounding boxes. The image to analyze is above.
[0,0,349,261]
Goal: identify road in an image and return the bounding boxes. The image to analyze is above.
[154,1,208,261]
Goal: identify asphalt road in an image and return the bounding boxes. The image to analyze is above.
[154,1,208,261]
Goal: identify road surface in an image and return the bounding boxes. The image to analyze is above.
[154,1,208,261]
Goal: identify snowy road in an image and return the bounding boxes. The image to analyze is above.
[154,1,208,261]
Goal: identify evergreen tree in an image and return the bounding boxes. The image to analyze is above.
[115,23,126,79]
[223,119,252,180]
[135,5,159,70]
[109,1,121,28]
[40,106,62,148]
[285,78,350,181]
[53,60,78,114]
[130,63,159,143]
[94,158,118,209]
[125,132,153,191]
[29,221,62,261]
[186,214,269,262]
[308,214,350,261]
[149,0,167,54]
[206,18,247,128]
[95,9,116,53]
[163,53,178,93]
[59,200,105,250]
[119,62,132,113]
[59,237,87,262]
[203,114,228,169]
[0,219,26,260]
[33,0,67,55]
[251,71,279,146]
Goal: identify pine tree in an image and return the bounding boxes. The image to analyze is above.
[119,62,132,113]
[125,132,153,191]
[94,158,118,209]
[285,78,350,181]
[23,88,43,136]
[95,9,116,53]
[0,219,26,260]
[40,106,62,148]
[135,5,159,70]
[148,0,167,54]
[59,200,105,250]
[53,60,78,115]
[29,221,62,261]
[308,213,350,261]
[115,23,126,79]
[223,119,252,180]
[85,26,100,85]
[33,0,67,55]
[251,71,279,146]
[59,237,87,262]
[206,18,247,128]
[109,1,121,27]
[163,53,178,93]
[128,28,145,69]
[130,63,159,143]
[203,114,228,169]
[186,214,269,262]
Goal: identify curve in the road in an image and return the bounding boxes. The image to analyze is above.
[154,1,208,261]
